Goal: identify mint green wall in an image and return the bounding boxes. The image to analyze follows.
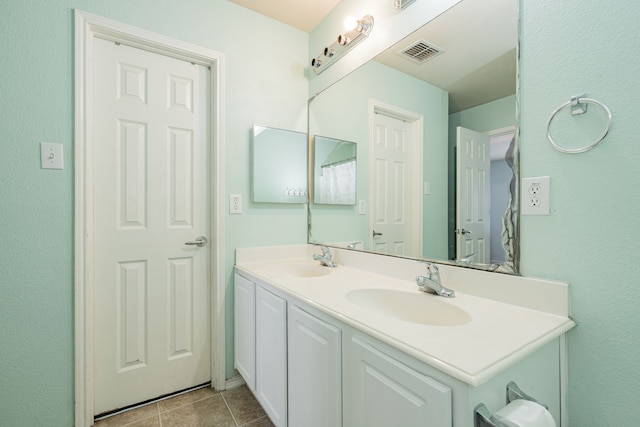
[520,1,639,425]
[3,0,638,424]
[309,60,449,258]
[0,1,307,425]
[448,94,516,137]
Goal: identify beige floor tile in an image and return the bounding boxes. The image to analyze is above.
[221,385,267,426]
[161,395,236,427]
[94,404,159,427]
[240,415,275,427]
[158,386,220,413]
[122,415,161,427]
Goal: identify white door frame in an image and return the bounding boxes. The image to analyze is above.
[74,10,226,427]
[368,99,423,256]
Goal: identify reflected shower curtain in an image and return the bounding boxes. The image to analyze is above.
[319,160,356,205]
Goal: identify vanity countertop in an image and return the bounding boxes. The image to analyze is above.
[235,245,575,387]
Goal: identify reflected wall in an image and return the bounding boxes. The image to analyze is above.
[309,60,449,259]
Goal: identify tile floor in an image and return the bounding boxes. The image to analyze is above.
[94,385,274,427]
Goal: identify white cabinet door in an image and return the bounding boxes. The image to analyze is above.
[256,285,288,427]
[288,305,342,427]
[345,335,452,427]
[234,273,256,391]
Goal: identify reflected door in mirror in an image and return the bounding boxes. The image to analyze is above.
[371,113,414,256]
[455,126,490,263]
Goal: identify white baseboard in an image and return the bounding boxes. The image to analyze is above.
[224,374,246,390]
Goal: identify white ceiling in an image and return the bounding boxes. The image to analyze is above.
[227,0,342,32]
[227,0,517,112]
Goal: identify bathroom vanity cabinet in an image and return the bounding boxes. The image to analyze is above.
[234,269,565,427]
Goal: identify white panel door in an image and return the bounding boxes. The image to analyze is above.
[456,126,490,263]
[93,38,210,414]
[370,113,413,255]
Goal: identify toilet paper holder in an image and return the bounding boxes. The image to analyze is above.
[474,381,549,427]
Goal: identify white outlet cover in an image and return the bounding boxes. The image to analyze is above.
[358,200,367,214]
[229,194,242,214]
[521,176,550,215]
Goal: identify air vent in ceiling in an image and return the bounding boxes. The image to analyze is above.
[398,40,444,64]
[394,0,417,10]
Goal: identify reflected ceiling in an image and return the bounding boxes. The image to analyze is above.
[228,0,516,112]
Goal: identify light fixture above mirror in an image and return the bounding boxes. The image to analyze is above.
[311,14,374,74]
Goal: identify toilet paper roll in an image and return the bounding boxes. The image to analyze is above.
[493,399,557,427]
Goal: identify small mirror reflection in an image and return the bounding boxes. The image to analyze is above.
[252,125,307,204]
[313,135,357,205]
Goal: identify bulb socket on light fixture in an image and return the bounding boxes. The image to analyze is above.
[311,58,323,68]
[352,15,374,33]
[323,47,335,57]
[337,34,350,46]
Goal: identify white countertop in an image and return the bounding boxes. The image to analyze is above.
[235,245,576,386]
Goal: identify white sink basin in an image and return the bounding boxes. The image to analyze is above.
[346,288,472,326]
[269,263,332,278]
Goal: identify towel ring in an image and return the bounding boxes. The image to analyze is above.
[546,95,612,154]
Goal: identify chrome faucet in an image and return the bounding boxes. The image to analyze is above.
[458,253,476,265]
[313,245,337,268]
[346,241,362,250]
[416,263,455,298]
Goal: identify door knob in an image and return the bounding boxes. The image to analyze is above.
[185,236,208,247]
[455,228,472,235]
[372,230,383,237]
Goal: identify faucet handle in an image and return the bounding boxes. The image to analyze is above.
[424,262,440,279]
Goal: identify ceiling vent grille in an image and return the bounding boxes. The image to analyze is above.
[394,0,417,11]
[398,40,444,64]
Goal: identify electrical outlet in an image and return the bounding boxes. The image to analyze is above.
[521,176,550,215]
[358,200,367,215]
[423,181,431,195]
[229,194,242,214]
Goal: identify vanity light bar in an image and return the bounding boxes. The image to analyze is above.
[311,15,374,75]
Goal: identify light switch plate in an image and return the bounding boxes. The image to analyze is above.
[40,142,64,169]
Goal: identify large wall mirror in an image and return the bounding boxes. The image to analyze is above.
[308,0,520,273]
